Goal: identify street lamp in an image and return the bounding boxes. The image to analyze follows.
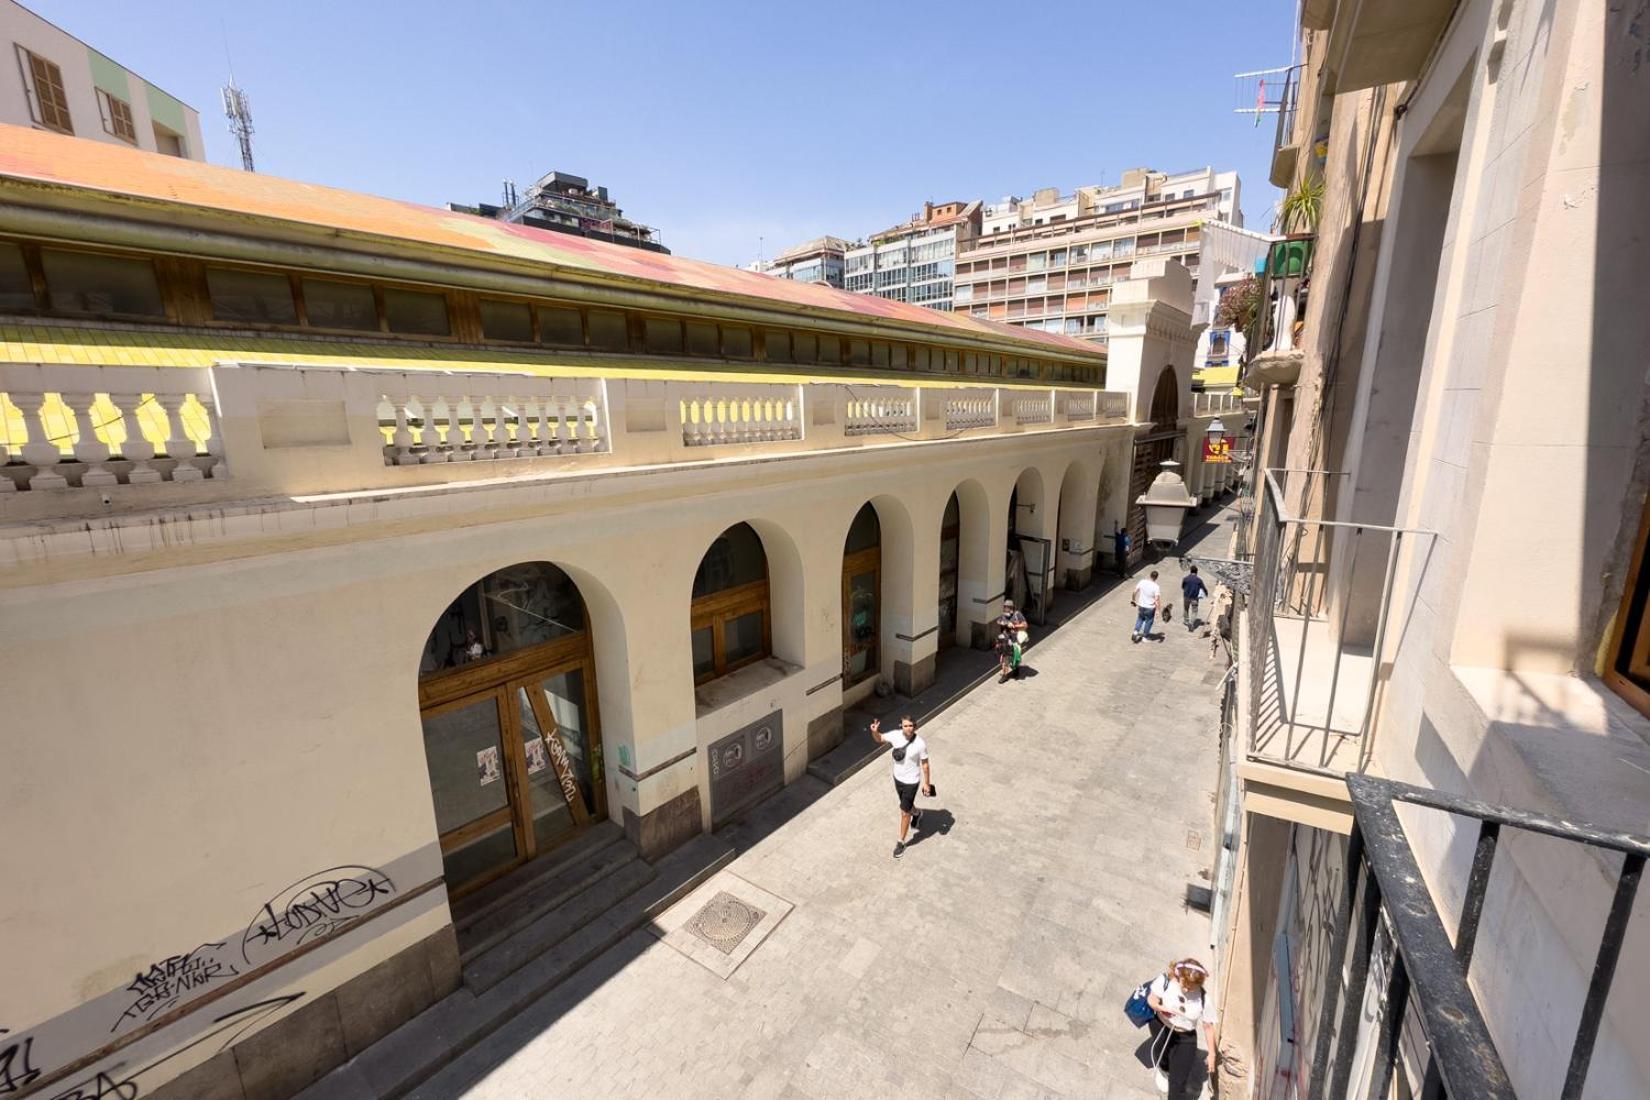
[1135,459,1197,547]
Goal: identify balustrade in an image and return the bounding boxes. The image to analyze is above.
[944,392,997,431]
[376,372,605,466]
[1062,392,1097,421]
[1098,391,1130,420]
[1013,395,1053,425]
[844,389,917,437]
[0,364,222,492]
[679,386,801,446]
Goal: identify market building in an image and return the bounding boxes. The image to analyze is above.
[0,123,1240,1098]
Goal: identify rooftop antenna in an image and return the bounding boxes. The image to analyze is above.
[219,24,255,172]
[502,179,518,208]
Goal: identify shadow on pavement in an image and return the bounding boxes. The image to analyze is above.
[903,807,955,849]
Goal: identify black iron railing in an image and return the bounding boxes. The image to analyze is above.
[1309,775,1649,1099]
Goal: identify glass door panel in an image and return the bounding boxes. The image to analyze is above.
[421,693,521,888]
[939,533,959,648]
[515,683,582,854]
[845,569,879,682]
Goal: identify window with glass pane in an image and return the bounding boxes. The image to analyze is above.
[540,306,584,346]
[42,249,163,316]
[421,695,519,887]
[587,310,627,350]
[722,326,753,358]
[686,321,718,356]
[794,332,818,363]
[303,278,378,331]
[765,330,792,362]
[690,522,771,683]
[644,317,683,354]
[207,267,297,324]
[384,288,450,335]
[421,562,587,677]
[480,299,533,342]
[0,244,36,311]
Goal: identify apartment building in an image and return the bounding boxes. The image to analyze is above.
[0,123,1245,1098]
[1210,2,1649,1098]
[843,200,982,312]
[0,0,202,159]
[953,167,1242,346]
[450,169,668,253]
[749,235,852,287]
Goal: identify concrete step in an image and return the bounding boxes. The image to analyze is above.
[451,820,624,934]
[456,829,636,964]
[295,833,735,1100]
[461,855,655,992]
[806,729,887,786]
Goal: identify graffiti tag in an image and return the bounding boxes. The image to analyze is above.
[0,1030,41,1095]
[111,945,240,1034]
[47,1071,137,1100]
[241,866,395,962]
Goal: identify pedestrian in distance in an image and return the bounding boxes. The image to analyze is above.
[1181,566,1209,632]
[995,599,1029,682]
[1131,570,1162,643]
[869,716,933,859]
[1146,958,1218,1098]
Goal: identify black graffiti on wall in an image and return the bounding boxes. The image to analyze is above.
[110,944,241,1034]
[240,866,396,962]
[0,1030,41,1095]
[46,1071,136,1100]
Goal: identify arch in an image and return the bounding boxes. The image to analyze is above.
[415,559,613,897]
[1149,366,1181,431]
[688,522,773,684]
[1056,455,1102,590]
[1008,466,1052,617]
[944,478,993,650]
[837,493,916,689]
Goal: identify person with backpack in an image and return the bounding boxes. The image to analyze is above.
[1146,958,1217,1097]
[1180,566,1209,632]
[869,716,932,859]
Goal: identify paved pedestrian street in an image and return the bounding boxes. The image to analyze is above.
[416,511,1236,1100]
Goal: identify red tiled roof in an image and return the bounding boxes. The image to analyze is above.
[0,127,1102,359]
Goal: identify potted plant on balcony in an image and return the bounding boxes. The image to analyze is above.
[1279,175,1324,235]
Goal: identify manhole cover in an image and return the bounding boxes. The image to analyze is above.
[686,891,766,955]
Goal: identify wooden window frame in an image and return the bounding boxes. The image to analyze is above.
[17,45,72,134]
[1606,492,1650,719]
[842,544,882,686]
[38,243,170,322]
[94,87,137,144]
[476,296,540,346]
[691,577,772,685]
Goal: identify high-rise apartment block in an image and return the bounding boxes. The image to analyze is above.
[452,169,668,253]
[843,201,981,312]
[1,0,202,159]
[749,236,852,287]
[952,167,1241,344]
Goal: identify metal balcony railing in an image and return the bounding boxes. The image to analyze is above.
[1310,774,1648,1100]
[1244,469,1438,772]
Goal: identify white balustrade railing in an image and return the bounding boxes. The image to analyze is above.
[844,388,917,437]
[944,391,997,431]
[0,363,224,492]
[1099,391,1131,420]
[679,385,801,446]
[377,372,604,466]
[1013,394,1053,425]
[1192,390,1242,416]
[1062,392,1097,421]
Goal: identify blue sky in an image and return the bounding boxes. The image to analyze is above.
[29,0,1297,266]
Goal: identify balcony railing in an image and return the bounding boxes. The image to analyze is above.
[1191,390,1243,416]
[1243,236,1315,371]
[0,364,1136,518]
[1309,775,1647,1100]
[1244,468,1438,773]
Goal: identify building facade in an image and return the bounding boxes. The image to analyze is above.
[843,200,981,312]
[953,167,1242,347]
[450,169,668,253]
[749,235,851,287]
[1212,2,1650,1098]
[0,123,1241,1098]
[0,0,202,159]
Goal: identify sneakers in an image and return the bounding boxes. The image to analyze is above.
[911,809,924,828]
[893,841,905,859]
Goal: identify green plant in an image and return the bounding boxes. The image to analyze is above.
[1215,274,1261,333]
[1279,175,1325,234]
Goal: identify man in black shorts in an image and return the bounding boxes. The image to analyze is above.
[870,716,933,858]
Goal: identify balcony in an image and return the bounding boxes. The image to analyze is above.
[0,362,1131,523]
[1242,236,1315,387]
[1241,469,1438,775]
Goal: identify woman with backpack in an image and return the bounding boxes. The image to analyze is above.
[1146,957,1217,1097]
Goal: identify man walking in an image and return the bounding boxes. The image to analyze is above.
[870,716,933,858]
[1131,569,1162,643]
[1181,566,1209,632]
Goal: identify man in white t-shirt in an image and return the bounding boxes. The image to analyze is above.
[1131,569,1162,642]
[869,716,932,859]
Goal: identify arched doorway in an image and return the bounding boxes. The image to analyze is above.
[690,522,772,683]
[1128,367,1182,557]
[1008,468,1052,622]
[418,562,604,897]
[843,503,881,684]
[938,493,960,651]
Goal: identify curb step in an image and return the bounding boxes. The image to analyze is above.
[451,821,624,938]
[457,834,637,965]
[296,833,734,1100]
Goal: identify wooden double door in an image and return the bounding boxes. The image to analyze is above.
[418,642,604,897]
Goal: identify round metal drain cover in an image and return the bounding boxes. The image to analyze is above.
[686,891,766,955]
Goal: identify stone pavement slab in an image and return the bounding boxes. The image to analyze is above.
[412,506,1239,1100]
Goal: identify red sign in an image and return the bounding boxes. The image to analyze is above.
[1203,437,1232,463]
